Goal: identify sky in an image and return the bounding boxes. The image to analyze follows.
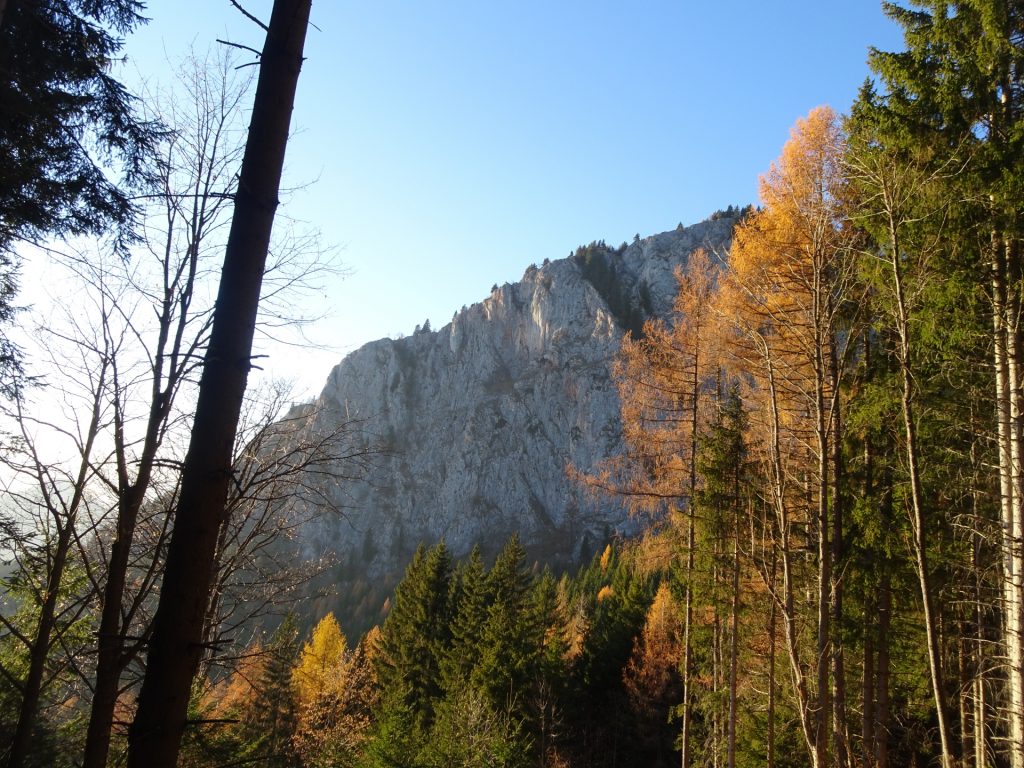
[115,1,906,400]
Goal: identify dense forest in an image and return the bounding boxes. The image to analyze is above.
[5,1,1024,767]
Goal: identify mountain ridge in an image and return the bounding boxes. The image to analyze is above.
[283,213,741,631]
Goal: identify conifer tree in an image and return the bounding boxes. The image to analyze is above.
[720,105,860,768]
[251,616,302,768]
[566,546,654,767]
[0,0,157,396]
[850,4,1024,763]
[442,546,489,690]
[600,246,720,768]
[693,387,749,768]
[357,693,420,768]
[473,536,537,713]
[374,542,453,730]
[126,3,312,764]
[179,618,301,768]
[419,687,530,768]
[529,570,571,765]
[293,613,348,709]
[293,627,378,768]
[623,582,683,767]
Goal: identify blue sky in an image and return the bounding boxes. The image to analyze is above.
[120,2,905,398]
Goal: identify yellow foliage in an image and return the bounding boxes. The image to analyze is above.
[597,584,615,602]
[361,624,383,664]
[292,612,349,708]
[594,246,722,522]
[643,582,681,644]
[623,582,682,733]
[200,641,267,721]
[291,631,380,768]
[721,106,855,517]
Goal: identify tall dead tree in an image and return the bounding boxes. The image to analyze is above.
[125,2,312,766]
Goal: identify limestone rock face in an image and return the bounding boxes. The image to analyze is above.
[291,216,736,625]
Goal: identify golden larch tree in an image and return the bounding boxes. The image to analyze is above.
[719,105,861,768]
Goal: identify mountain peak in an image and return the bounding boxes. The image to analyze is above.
[288,214,739,633]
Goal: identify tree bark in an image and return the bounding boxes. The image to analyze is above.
[830,339,849,768]
[767,550,777,768]
[875,566,891,768]
[861,363,876,768]
[997,228,1024,768]
[7,533,75,768]
[125,3,311,766]
[82,482,151,768]
[990,51,1024,768]
[727,505,740,768]
[888,210,955,768]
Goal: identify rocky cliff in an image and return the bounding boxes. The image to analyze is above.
[289,214,739,629]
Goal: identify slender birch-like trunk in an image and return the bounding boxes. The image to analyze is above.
[875,567,891,768]
[767,550,777,768]
[680,301,703,768]
[727,502,740,768]
[887,208,955,768]
[1000,229,1024,768]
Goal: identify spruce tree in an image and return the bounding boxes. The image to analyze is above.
[374,542,453,729]
[529,570,571,765]
[473,536,537,713]
[851,4,1024,764]
[0,0,157,395]
[0,0,153,249]
[692,387,749,768]
[251,615,301,768]
[441,546,489,691]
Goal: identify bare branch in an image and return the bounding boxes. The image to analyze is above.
[228,1,269,32]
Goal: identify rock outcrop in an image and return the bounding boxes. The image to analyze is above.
[289,214,738,630]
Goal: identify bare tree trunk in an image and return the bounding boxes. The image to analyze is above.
[727,514,740,768]
[972,521,988,768]
[862,381,876,768]
[888,212,955,768]
[999,230,1024,768]
[763,354,819,768]
[813,298,832,768]
[125,3,311,766]
[680,319,702,768]
[83,480,152,768]
[989,60,1024,754]
[830,333,850,768]
[84,51,247,768]
[863,626,875,768]
[712,551,723,768]
[959,621,972,768]
[966,405,989,768]
[680,523,695,768]
[767,550,777,768]
[875,567,891,768]
[8,535,76,768]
